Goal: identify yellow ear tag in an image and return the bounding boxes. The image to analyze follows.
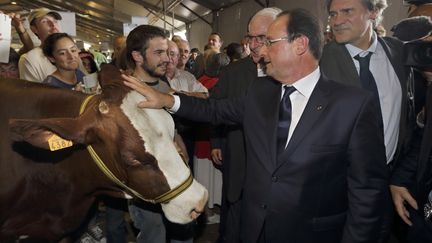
[47,134,73,151]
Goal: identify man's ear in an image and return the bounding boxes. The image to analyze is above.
[293,36,309,55]
[9,117,96,150]
[131,51,144,64]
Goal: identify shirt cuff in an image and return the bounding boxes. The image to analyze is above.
[167,95,180,113]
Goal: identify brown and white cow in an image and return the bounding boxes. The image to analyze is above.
[0,65,208,241]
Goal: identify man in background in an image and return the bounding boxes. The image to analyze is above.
[18,8,62,82]
[210,7,281,243]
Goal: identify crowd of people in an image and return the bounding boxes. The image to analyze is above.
[1,0,432,242]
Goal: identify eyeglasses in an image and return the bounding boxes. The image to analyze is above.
[244,35,267,44]
[264,37,290,47]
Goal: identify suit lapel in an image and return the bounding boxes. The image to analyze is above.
[266,79,283,169]
[341,46,362,86]
[331,43,362,87]
[252,77,282,171]
[378,37,405,86]
[275,77,330,169]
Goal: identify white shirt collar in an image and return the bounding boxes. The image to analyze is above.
[345,32,378,58]
[284,67,320,99]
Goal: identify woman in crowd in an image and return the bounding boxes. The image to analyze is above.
[42,32,85,90]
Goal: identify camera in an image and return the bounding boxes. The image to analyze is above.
[403,0,432,5]
[403,41,432,67]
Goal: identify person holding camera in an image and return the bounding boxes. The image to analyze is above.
[389,6,432,242]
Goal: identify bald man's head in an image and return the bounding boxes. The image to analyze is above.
[166,40,180,78]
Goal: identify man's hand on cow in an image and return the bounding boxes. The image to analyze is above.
[390,185,418,226]
[122,74,175,109]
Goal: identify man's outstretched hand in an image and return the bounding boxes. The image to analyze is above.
[122,74,175,109]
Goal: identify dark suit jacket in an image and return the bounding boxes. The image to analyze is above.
[210,56,257,202]
[176,75,390,243]
[320,37,415,163]
[392,85,432,209]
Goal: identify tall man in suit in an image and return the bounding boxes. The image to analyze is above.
[320,0,414,166]
[123,8,390,243]
[320,1,415,240]
[210,7,281,243]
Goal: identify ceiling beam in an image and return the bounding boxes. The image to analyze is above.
[128,0,190,23]
[179,2,211,26]
[17,0,117,45]
[19,0,122,33]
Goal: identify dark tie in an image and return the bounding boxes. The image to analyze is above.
[354,52,381,108]
[277,86,296,153]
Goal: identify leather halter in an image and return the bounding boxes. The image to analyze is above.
[79,95,193,204]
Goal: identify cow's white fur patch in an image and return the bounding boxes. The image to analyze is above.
[121,91,187,187]
[121,91,207,223]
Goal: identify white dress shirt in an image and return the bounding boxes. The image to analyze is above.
[345,33,401,163]
[281,67,320,148]
[167,69,208,93]
[170,67,321,150]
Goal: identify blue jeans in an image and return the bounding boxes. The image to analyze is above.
[105,205,127,243]
[128,203,193,243]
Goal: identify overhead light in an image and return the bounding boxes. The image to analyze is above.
[11,1,17,4]
[98,41,102,45]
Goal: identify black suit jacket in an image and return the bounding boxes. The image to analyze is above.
[210,56,257,202]
[176,75,390,243]
[320,37,415,163]
[392,84,432,209]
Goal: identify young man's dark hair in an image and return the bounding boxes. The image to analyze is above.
[124,25,167,69]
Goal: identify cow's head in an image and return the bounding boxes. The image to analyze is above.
[8,64,208,224]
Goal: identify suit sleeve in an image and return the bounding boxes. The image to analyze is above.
[342,94,391,243]
[176,93,244,126]
[390,126,422,188]
[209,67,230,149]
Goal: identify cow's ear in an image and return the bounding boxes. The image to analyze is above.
[98,64,130,104]
[8,118,96,150]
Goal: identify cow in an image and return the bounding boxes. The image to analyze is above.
[0,64,208,241]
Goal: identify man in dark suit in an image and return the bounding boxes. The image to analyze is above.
[388,9,432,243]
[320,0,414,166]
[124,8,390,243]
[320,0,415,241]
[209,7,281,243]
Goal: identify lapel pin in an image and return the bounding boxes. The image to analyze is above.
[316,105,323,111]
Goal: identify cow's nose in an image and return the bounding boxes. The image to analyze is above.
[190,208,203,220]
[190,188,208,219]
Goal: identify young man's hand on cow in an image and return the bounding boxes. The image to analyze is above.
[122,74,175,109]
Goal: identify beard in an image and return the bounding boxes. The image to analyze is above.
[141,62,166,78]
[141,53,167,78]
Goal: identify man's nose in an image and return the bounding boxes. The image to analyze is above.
[259,45,268,58]
[331,13,345,26]
[161,53,170,62]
